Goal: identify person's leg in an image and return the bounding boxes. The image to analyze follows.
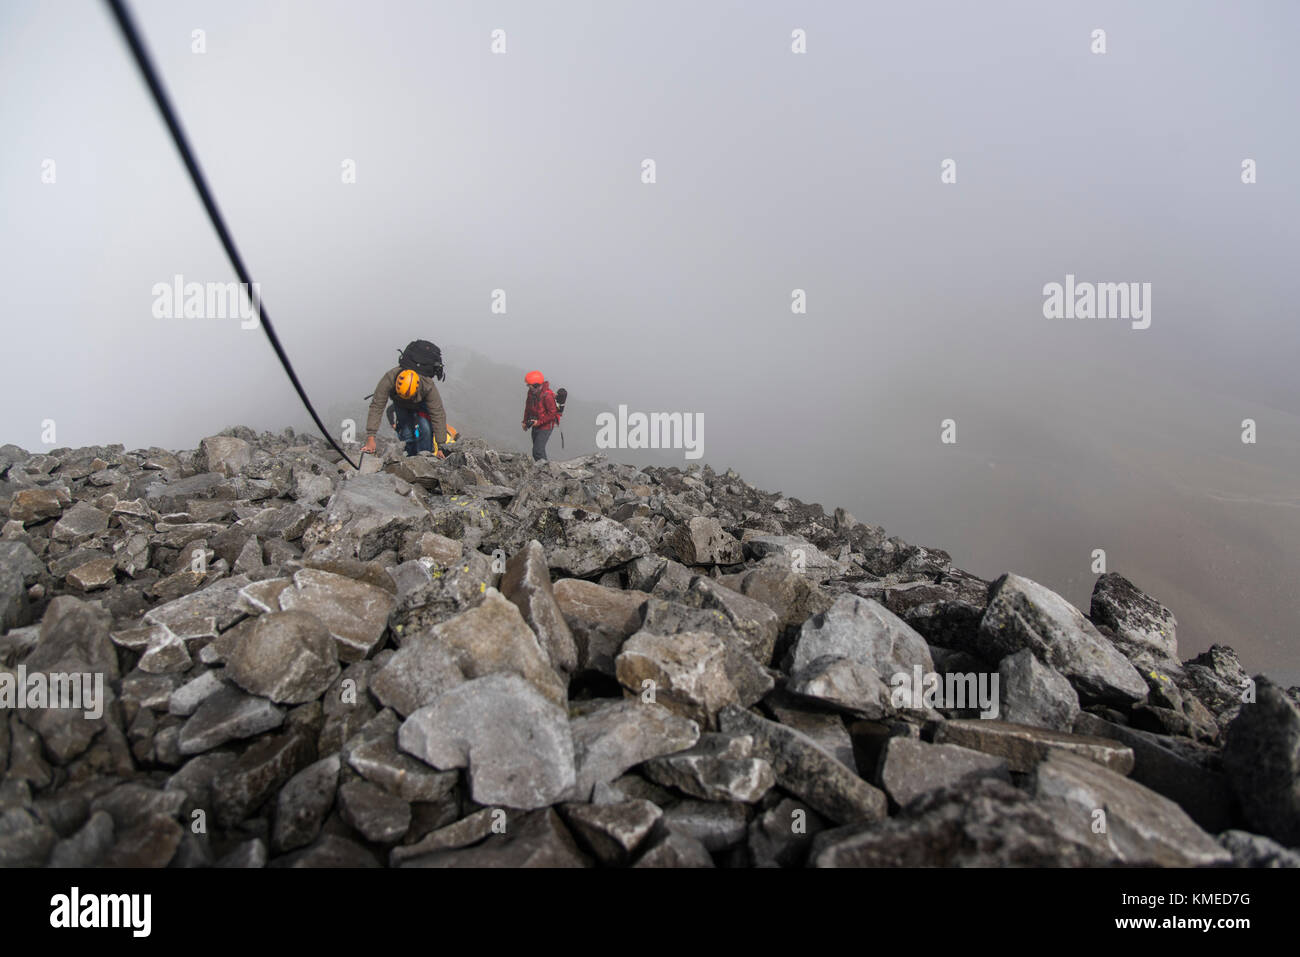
[532,426,552,461]
[393,407,418,456]
[414,414,433,454]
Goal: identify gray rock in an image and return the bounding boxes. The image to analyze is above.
[178,684,284,755]
[1217,830,1300,868]
[100,813,183,867]
[616,630,765,728]
[198,435,252,477]
[716,565,833,631]
[398,807,588,867]
[633,829,714,868]
[998,648,1080,730]
[977,573,1147,705]
[272,753,341,851]
[432,588,566,702]
[269,833,380,867]
[367,634,464,718]
[301,473,430,562]
[278,569,394,663]
[743,533,845,581]
[168,669,227,717]
[215,838,269,867]
[144,574,251,633]
[662,799,750,852]
[811,777,1112,867]
[346,733,458,803]
[48,810,115,867]
[1073,711,1231,832]
[748,796,826,868]
[1090,572,1178,662]
[670,517,744,565]
[0,541,39,631]
[1034,751,1232,867]
[788,594,934,716]
[500,539,578,676]
[765,698,857,769]
[719,705,887,825]
[569,699,700,800]
[398,673,575,810]
[337,779,411,844]
[934,718,1135,774]
[0,807,57,866]
[225,609,341,704]
[553,578,649,676]
[877,737,1011,808]
[643,733,776,803]
[51,502,109,545]
[558,800,662,865]
[1222,678,1300,846]
[8,487,63,523]
[211,729,315,827]
[517,506,650,577]
[66,557,116,592]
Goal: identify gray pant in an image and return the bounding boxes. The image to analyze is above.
[531,427,552,461]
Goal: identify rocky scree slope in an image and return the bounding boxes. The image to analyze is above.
[1,427,1298,868]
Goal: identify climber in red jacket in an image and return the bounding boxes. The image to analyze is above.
[521,370,561,461]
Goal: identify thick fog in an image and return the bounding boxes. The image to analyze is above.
[2,0,1297,682]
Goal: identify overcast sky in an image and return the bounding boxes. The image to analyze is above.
[2,0,1297,681]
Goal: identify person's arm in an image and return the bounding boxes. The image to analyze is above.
[366,369,396,437]
[422,381,447,451]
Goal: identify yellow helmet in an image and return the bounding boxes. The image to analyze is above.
[395,369,420,400]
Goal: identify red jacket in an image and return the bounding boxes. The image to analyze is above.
[524,382,561,430]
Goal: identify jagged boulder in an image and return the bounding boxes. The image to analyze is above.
[977,573,1147,705]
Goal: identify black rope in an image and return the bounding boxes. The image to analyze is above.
[104,0,361,469]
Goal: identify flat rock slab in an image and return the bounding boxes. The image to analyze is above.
[810,777,1113,867]
[398,673,575,810]
[144,574,251,634]
[933,719,1135,774]
[1035,751,1232,867]
[1074,711,1231,832]
[876,737,1011,808]
[719,705,887,826]
[178,684,284,755]
[278,568,394,662]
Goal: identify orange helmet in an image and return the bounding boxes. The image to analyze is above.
[525,370,544,385]
[395,369,420,400]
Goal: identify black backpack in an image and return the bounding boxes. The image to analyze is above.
[554,387,567,415]
[399,340,445,381]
